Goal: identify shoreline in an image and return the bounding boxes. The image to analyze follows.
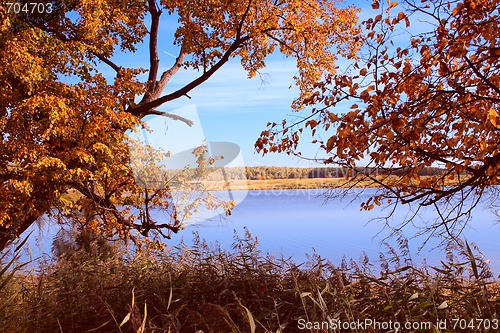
[226,177,389,191]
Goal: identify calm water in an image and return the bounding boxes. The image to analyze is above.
[23,188,500,275]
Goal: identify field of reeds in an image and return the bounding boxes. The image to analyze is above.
[0,229,499,332]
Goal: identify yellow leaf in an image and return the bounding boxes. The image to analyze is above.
[488,108,499,128]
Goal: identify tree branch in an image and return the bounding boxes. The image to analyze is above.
[266,33,299,56]
[464,55,500,96]
[148,43,187,101]
[145,0,162,96]
[148,109,194,126]
[237,0,253,40]
[73,183,131,228]
[128,35,251,117]
[91,52,121,73]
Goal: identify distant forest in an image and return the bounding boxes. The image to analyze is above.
[243,166,446,180]
[175,166,447,182]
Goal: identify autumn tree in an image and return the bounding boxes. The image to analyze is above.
[0,0,361,250]
[257,0,500,238]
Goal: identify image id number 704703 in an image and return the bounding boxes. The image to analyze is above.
[451,318,499,330]
[5,2,53,14]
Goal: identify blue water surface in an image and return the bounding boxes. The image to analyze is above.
[21,188,500,275]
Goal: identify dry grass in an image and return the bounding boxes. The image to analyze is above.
[225,177,384,191]
[1,230,499,333]
[213,175,467,191]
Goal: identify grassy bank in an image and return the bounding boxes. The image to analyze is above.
[230,177,383,190]
[1,231,499,332]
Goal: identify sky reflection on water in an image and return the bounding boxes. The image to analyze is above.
[24,188,500,276]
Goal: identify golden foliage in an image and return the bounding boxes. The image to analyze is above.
[0,0,361,249]
[257,0,500,229]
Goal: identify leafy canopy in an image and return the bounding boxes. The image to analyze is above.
[257,0,500,237]
[0,0,360,250]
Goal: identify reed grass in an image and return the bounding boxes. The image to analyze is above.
[0,229,498,332]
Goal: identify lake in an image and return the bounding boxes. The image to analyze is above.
[23,188,500,276]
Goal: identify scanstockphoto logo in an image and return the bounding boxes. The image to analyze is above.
[126,104,248,225]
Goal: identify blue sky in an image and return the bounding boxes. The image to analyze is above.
[156,57,320,167]
[110,0,382,167]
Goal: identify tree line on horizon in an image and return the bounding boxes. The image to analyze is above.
[242,166,446,180]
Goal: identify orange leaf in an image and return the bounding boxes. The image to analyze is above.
[326,136,336,153]
[488,108,499,128]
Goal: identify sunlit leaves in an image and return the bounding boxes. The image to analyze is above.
[0,0,147,248]
[0,0,363,250]
[165,0,361,109]
[488,108,499,128]
[257,0,500,225]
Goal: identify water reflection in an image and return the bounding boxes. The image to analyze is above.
[23,188,500,275]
